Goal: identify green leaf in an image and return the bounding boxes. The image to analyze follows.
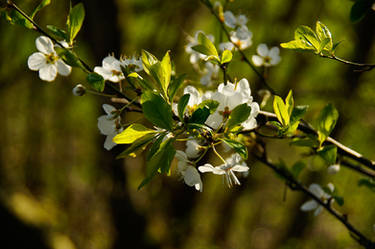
[197,100,220,114]
[333,196,344,206]
[146,133,167,161]
[168,74,186,102]
[291,161,305,179]
[358,178,375,192]
[158,51,172,96]
[285,90,294,118]
[116,133,156,159]
[141,50,159,75]
[273,95,289,126]
[0,7,34,29]
[317,145,337,165]
[227,103,251,130]
[67,3,85,44]
[138,138,176,189]
[350,0,372,23]
[221,50,232,64]
[46,25,67,40]
[113,124,157,144]
[31,0,51,19]
[86,72,105,92]
[141,91,173,130]
[221,138,248,160]
[290,105,308,125]
[290,137,319,148]
[294,25,320,51]
[178,94,190,120]
[316,104,339,145]
[197,32,219,57]
[57,49,85,69]
[280,40,315,51]
[189,107,210,124]
[316,21,333,50]
[191,45,212,56]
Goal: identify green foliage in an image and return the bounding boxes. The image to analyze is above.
[317,145,337,165]
[197,100,219,114]
[138,138,176,189]
[168,74,186,102]
[227,103,251,130]
[189,106,210,124]
[141,91,173,130]
[0,7,34,29]
[290,161,305,179]
[47,25,68,40]
[116,133,156,159]
[178,94,190,120]
[141,50,172,99]
[67,3,85,45]
[113,124,157,144]
[221,138,248,160]
[31,0,51,19]
[350,0,374,23]
[220,50,233,64]
[272,90,304,135]
[191,32,219,63]
[281,21,336,55]
[316,103,339,146]
[86,72,105,92]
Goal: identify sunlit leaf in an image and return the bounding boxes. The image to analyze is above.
[113,124,157,144]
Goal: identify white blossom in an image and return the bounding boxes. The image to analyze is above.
[300,183,334,216]
[121,55,143,72]
[205,78,259,130]
[186,139,203,159]
[252,44,281,67]
[175,150,203,192]
[27,36,71,82]
[200,62,219,86]
[72,84,86,96]
[219,42,235,52]
[198,153,249,187]
[327,164,340,175]
[224,11,248,29]
[94,55,124,83]
[229,26,253,50]
[97,104,123,150]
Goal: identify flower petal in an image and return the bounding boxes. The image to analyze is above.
[28,52,46,71]
[314,206,323,216]
[257,44,269,57]
[104,133,117,151]
[36,36,55,54]
[56,59,72,76]
[198,164,215,173]
[300,200,318,211]
[309,184,324,198]
[102,104,116,116]
[231,165,249,172]
[97,115,116,135]
[39,64,57,82]
[224,11,236,28]
[252,55,264,67]
[237,15,248,26]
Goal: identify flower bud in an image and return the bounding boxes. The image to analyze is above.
[327,164,340,175]
[72,84,86,96]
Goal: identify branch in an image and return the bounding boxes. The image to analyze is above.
[254,153,375,249]
[257,110,375,176]
[321,54,375,72]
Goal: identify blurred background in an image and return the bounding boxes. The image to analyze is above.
[1,0,375,248]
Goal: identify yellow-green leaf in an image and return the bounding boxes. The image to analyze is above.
[316,21,333,50]
[273,95,289,126]
[113,124,157,144]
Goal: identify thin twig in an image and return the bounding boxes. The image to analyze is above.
[255,153,375,249]
[321,54,375,72]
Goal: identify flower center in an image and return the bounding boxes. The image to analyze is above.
[45,53,58,64]
[264,56,271,64]
[111,70,122,77]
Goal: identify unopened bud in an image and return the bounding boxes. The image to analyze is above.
[72,84,86,96]
[327,164,340,175]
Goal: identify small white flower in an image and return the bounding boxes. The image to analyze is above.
[252,44,281,67]
[72,84,86,96]
[327,164,340,175]
[300,183,334,216]
[219,42,235,52]
[97,104,123,150]
[94,55,124,83]
[224,11,248,28]
[200,62,219,86]
[229,26,253,50]
[27,36,72,82]
[121,55,143,72]
[198,153,249,187]
[175,151,203,192]
[186,139,203,159]
[183,85,203,111]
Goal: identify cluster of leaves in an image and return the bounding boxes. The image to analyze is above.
[280,21,340,56]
